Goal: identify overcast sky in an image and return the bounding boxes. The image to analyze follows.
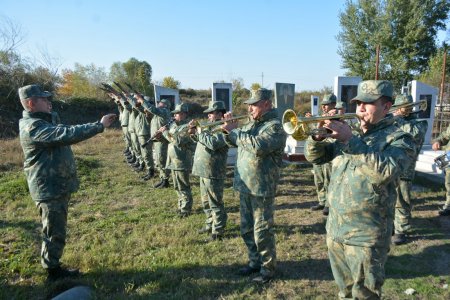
[3,0,360,91]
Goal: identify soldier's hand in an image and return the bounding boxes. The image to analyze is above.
[323,120,352,143]
[305,112,312,118]
[100,114,117,128]
[432,142,441,151]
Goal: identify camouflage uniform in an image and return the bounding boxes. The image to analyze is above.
[305,80,416,298]
[393,97,428,235]
[19,106,105,269]
[128,103,143,166]
[135,101,154,172]
[432,125,450,210]
[142,100,172,181]
[225,94,286,278]
[191,101,229,235]
[164,104,196,213]
[119,98,132,153]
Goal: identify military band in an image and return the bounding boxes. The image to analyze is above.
[17,81,449,299]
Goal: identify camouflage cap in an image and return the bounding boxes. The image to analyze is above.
[159,99,170,106]
[392,94,413,107]
[335,101,347,109]
[321,94,337,105]
[203,101,226,113]
[244,88,273,104]
[172,103,189,114]
[18,84,52,101]
[351,80,393,103]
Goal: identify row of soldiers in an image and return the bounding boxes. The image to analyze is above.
[17,81,450,298]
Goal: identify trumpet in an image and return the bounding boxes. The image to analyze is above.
[282,110,358,141]
[193,115,250,133]
[283,99,428,141]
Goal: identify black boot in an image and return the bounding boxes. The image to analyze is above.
[47,266,80,281]
[134,162,145,172]
[142,168,155,181]
[311,204,325,211]
[154,179,169,188]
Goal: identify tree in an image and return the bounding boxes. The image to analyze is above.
[109,58,153,96]
[418,45,450,87]
[250,83,261,91]
[162,76,181,89]
[338,0,450,89]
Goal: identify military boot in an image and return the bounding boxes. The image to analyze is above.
[438,208,450,216]
[311,204,325,211]
[154,179,169,188]
[392,233,407,245]
[134,162,145,172]
[142,168,155,181]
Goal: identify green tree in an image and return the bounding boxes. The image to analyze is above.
[162,76,181,89]
[250,83,261,91]
[109,58,153,96]
[338,0,450,89]
[418,45,450,87]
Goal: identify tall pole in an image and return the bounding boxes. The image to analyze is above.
[439,48,447,134]
[375,45,380,80]
[261,72,264,87]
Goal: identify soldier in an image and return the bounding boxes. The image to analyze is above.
[114,93,134,160]
[158,103,196,217]
[392,95,428,245]
[310,94,337,216]
[127,94,145,172]
[134,94,155,180]
[18,84,116,281]
[189,101,229,241]
[142,99,172,188]
[305,80,415,298]
[222,88,286,284]
[432,123,450,216]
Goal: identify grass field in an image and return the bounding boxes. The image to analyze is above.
[1,129,450,299]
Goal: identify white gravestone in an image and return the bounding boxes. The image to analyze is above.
[153,85,180,111]
[212,83,233,113]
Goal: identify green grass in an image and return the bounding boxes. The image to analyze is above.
[1,129,450,299]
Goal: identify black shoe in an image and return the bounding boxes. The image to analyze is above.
[197,227,211,234]
[205,233,223,242]
[155,179,169,189]
[47,266,80,281]
[252,274,272,284]
[311,204,325,211]
[392,233,407,245]
[134,163,145,172]
[127,157,136,164]
[438,208,450,216]
[142,169,155,181]
[237,266,260,276]
[322,207,329,216]
[123,148,131,155]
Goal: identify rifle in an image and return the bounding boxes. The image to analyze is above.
[113,81,138,109]
[142,118,175,147]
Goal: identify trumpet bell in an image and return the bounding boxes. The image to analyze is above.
[282,109,310,141]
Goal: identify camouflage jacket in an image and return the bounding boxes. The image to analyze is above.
[119,104,130,127]
[191,127,229,179]
[394,114,428,180]
[19,111,104,202]
[432,123,450,151]
[163,120,196,171]
[134,109,151,136]
[225,109,286,197]
[142,102,171,143]
[127,108,138,132]
[305,115,415,247]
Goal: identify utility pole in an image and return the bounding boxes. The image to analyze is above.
[261,72,264,87]
[375,45,380,80]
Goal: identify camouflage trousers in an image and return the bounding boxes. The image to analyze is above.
[327,237,388,299]
[138,135,154,170]
[240,193,276,277]
[394,179,412,234]
[444,169,450,210]
[172,170,193,213]
[36,194,70,269]
[313,163,331,206]
[199,177,227,235]
[129,131,142,164]
[121,126,131,150]
[154,142,169,180]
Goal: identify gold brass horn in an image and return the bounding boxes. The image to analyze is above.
[389,99,427,112]
[282,109,358,141]
[195,115,250,133]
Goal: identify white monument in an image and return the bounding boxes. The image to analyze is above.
[212,83,233,112]
[311,95,319,116]
[275,83,295,120]
[153,84,180,111]
[333,76,362,113]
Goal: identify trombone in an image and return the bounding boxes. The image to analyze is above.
[282,99,428,141]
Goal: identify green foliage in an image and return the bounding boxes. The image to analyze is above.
[161,76,181,89]
[338,0,450,89]
[418,46,450,87]
[250,83,261,91]
[110,58,153,97]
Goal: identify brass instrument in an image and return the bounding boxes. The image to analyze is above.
[283,99,428,141]
[435,152,450,170]
[194,115,250,133]
[282,109,357,141]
